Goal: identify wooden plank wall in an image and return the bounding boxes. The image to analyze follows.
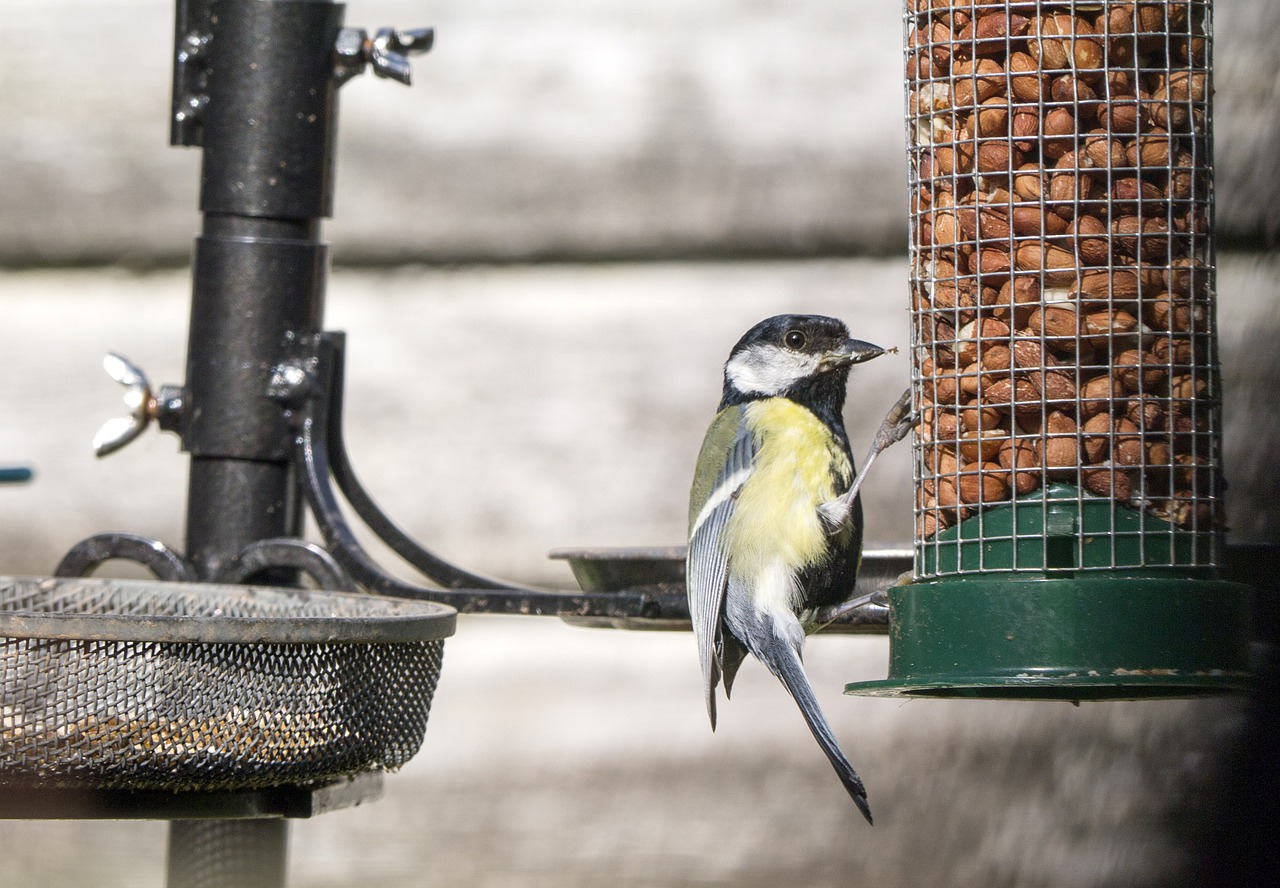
[0,0,1274,264]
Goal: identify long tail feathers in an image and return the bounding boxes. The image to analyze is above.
[763,638,873,825]
[701,650,720,731]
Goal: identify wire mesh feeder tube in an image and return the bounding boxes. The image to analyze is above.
[847,0,1251,700]
[0,576,455,791]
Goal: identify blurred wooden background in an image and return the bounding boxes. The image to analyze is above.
[1,0,1275,266]
[1,2,1277,887]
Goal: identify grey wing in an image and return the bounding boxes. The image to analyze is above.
[686,417,757,730]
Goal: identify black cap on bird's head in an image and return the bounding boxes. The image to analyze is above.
[720,314,885,409]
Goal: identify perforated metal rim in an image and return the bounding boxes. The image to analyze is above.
[0,576,456,644]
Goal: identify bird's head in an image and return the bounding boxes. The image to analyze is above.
[721,315,885,404]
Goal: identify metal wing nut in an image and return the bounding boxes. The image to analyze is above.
[93,354,184,458]
[334,26,434,86]
[94,353,155,458]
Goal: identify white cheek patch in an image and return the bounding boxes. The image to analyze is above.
[725,344,820,396]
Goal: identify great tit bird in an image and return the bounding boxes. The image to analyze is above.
[686,314,888,825]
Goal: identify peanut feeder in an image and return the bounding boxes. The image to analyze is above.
[847,0,1251,700]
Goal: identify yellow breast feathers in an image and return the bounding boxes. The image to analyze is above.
[727,398,852,579]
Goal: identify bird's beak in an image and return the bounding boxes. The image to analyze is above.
[819,338,885,372]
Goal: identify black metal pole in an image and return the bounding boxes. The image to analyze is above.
[171,1,344,885]
[183,0,339,579]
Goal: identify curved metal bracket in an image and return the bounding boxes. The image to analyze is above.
[56,532,199,582]
[54,532,357,596]
[319,335,524,592]
[211,538,358,593]
[289,333,684,618]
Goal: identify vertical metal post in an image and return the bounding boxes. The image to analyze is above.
[166,821,290,888]
[169,1,345,885]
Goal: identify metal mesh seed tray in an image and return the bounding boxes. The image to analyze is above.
[0,576,455,792]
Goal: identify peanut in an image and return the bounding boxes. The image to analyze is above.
[1008,51,1047,103]
[1112,416,1144,466]
[968,247,1013,281]
[1082,308,1140,341]
[980,345,1012,372]
[1146,293,1194,332]
[960,403,1002,432]
[1014,242,1077,286]
[997,437,1041,494]
[959,428,1008,463]
[1115,349,1164,392]
[955,317,1012,366]
[968,96,1009,139]
[1028,303,1081,339]
[1076,268,1142,302]
[951,58,1007,108]
[1170,374,1208,402]
[1011,105,1041,149]
[1071,215,1111,266]
[1012,163,1047,201]
[1038,410,1080,472]
[1037,368,1078,404]
[1082,412,1114,462]
[1041,108,1077,161]
[1083,465,1133,500]
[1126,130,1173,167]
[956,12,1031,57]
[1082,133,1126,168]
[981,376,1041,416]
[1111,215,1171,261]
[1126,396,1166,432]
[1079,372,1122,417]
[1010,204,1070,237]
[958,463,1010,504]
[1098,100,1140,134]
[976,140,1023,174]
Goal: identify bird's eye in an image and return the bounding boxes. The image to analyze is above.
[784,330,807,350]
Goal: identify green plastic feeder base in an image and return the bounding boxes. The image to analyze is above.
[846,486,1252,701]
[845,575,1252,700]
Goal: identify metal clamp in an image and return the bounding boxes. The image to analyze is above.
[170,0,214,146]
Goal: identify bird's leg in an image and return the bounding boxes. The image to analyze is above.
[819,387,916,533]
[813,570,913,626]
